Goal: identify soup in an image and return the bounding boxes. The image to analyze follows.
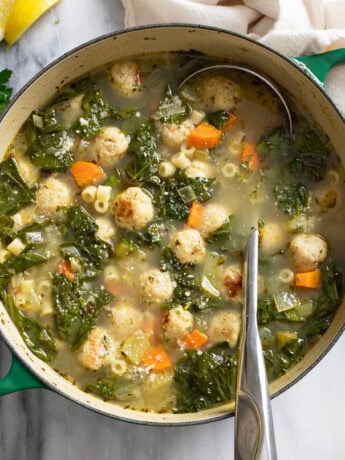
[1,52,344,414]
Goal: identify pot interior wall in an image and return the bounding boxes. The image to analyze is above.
[0,26,344,425]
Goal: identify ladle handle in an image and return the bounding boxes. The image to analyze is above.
[235,230,277,460]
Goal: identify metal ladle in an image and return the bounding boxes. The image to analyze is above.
[180,66,284,458]
[178,64,293,134]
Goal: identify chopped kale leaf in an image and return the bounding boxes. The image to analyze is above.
[0,69,13,114]
[206,110,230,130]
[151,85,190,124]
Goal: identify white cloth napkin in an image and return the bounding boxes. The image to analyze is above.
[121,0,345,111]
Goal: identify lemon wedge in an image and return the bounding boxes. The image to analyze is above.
[0,0,16,41]
[4,0,60,45]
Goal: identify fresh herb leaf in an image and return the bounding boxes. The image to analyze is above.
[174,342,237,412]
[0,69,13,114]
[0,158,36,216]
[53,273,114,350]
[1,290,56,362]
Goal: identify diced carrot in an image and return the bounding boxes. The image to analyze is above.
[105,280,123,297]
[57,260,74,282]
[187,201,203,228]
[241,142,259,170]
[187,122,222,149]
[181,329,208,349]
[295,270,321,288]
[70,161,104,188]
[221,113,237,132]
[142,344,171,371]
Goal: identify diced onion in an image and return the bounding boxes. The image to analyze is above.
[273,289,300,312]
[201,275,220,297]
[32,114,44,129]
[177,185,196,203]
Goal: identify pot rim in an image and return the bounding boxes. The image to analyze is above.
[1,23,345,426]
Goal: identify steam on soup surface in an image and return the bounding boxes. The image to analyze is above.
[1,52,344,414]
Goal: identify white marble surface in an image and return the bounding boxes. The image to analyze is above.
[1,1,345,459]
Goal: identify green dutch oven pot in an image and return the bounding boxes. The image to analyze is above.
[0,25,345,426]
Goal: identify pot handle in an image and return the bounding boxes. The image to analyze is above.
[0,349,46,395]
[293,47,345,84]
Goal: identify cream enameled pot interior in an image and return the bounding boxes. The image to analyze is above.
[0,25,345,425]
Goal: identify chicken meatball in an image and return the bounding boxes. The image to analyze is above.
[78,327,113,371]
[111,298,144,338]
[88,126,128,167]
[108,60,140,97]
[223,265,242,300]
[290,233,327,271]
[160,120,194,149]
[113,187,154,230]
[260,222,287,254]
[140,269,174,306]
[185,160,214,179]
[163,306,194,341]
[198,204,229,239]
[36,176,74,217]
[170,229,206,264]
[208,311,241,348]
[202,76,241,111]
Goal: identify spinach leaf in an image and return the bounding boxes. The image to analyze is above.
[0,69,13,114]
[157,170,216,221]
[151,85,190,124]
[125,120,161,182]
[0,158,36,216]
[206,110,230,130]
[0,252,48,289]
[85,376,141,401]
[53,273,114,350]
[273,183,308,216]
[256,128,291,157]
[58,205,110,277]
[174,342,237,413]
[1,290,56,362]
[160,248,221,312]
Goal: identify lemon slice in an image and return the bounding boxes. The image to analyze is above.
[4,0,60,45]
[0,0,16,41]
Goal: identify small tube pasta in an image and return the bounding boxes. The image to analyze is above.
[326,169,340,184]
[96,185,112,202]
[94,199,109,214]
[159,161,176,178]
[221,162,239,178]
[110,358,127,376]
[190,110,205,125]
[81,185,97,203]
[278,268,295,284]
[171,152,190,170]
[7,238,25,256]
[180,142,195,158]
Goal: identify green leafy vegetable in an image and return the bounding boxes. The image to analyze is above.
[58,205,110,277]
[53,273,114,350]
[0,216,14,244]
[257,296,304,325]
[206,110,230,130]
[0,69,13,114]
[274,183,308,216]
[114,237,139,258]
[103,165,122,188]
[174,342,237,412]
[1,290,56,362]
[0,158,36,216]
[206,216,232,244]
[85,376,141,401]
[0,251,48,289]
[151,85,190,124]
[160,248,221,312]
[157,170,216,221]
[256,128,291,157]
[125,120,161,182]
